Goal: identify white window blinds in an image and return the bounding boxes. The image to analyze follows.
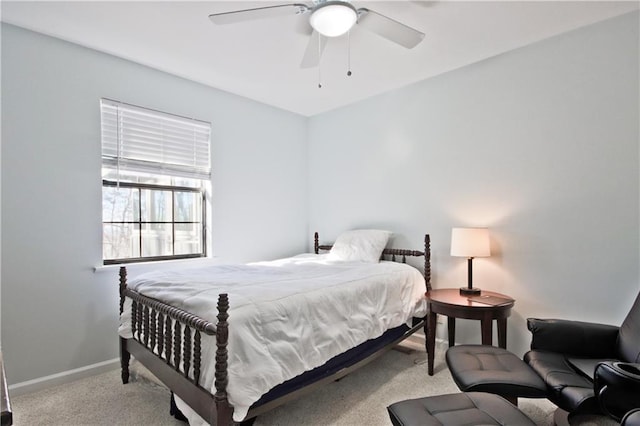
[101,99,211,180]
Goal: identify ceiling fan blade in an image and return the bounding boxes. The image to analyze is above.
[300,30,327,68]
[209,3,310,25]
[356,8,425,49]
[294,14,314,36]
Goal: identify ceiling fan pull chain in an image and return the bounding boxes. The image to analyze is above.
[318,33,322,88]
[347,30,352,77]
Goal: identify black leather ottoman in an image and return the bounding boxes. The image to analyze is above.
[387,392,536,426]
[446,345,547,405]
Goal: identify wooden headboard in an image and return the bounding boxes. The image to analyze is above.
[313,232,431,291]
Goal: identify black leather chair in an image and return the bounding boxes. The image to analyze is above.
[524,290,640,420]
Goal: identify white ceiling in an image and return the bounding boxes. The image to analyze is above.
[2,1,638,116]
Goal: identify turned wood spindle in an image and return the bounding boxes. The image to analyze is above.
[174,322,182,371]
[137,303,144,341]
[215,294,230,402]
[131,300,138,337]
[157,312,165,357]
[143,306,150,348]
[194,330,202,384]
[165,316,173,363]
[183,326,191,378]
[150,309,157,350]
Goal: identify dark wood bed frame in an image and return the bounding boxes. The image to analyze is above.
[119,232,431,425]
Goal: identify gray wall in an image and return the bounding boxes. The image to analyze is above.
[308,11,640,357]
[1,24,308,384]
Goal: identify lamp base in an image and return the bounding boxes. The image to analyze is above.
[460,287,481,296]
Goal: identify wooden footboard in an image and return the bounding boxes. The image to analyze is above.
[119,233,432,425]
[119,267,234,425]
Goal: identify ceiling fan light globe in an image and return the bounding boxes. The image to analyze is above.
[309,2,357,37]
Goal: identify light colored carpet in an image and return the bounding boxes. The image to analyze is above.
[11,343,617,425]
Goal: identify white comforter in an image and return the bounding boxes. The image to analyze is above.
[119,254,427,423]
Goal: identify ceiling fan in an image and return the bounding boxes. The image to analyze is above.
[208,1,425,69]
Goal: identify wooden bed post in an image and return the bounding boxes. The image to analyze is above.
[119,266,131,384]
[424,234,431,291]
[214,293,234,425]
[119,266,127,314]
[423,235,432,357]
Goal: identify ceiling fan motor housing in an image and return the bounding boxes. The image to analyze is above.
[309,1,358,37]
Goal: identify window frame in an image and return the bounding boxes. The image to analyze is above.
[102,179,207,265]
[100,98,212,265]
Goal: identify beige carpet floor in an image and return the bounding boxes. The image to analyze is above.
[10,343,617,425]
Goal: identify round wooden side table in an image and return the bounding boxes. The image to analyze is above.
[425,288,515,376]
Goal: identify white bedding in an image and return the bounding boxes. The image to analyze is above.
[119,253,427,423]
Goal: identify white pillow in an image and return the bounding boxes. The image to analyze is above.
[328,229,392,263]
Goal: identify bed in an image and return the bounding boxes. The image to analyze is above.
[118,230,431,425]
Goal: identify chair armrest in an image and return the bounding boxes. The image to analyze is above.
[527,318,620,357]
[594,362,640,421]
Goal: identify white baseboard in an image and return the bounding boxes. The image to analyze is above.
[401,333,424,350]
[398,331,447,351]
[8,358,120,396]
[406,332,425,344]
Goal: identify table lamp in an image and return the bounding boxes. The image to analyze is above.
[451,227,490,296]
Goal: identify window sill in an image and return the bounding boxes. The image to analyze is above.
[93,256,218,274]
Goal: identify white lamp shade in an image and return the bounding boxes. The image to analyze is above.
[451,227,491,258]
[309,2,357,37]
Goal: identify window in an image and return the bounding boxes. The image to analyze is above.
[101,99,211,264]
